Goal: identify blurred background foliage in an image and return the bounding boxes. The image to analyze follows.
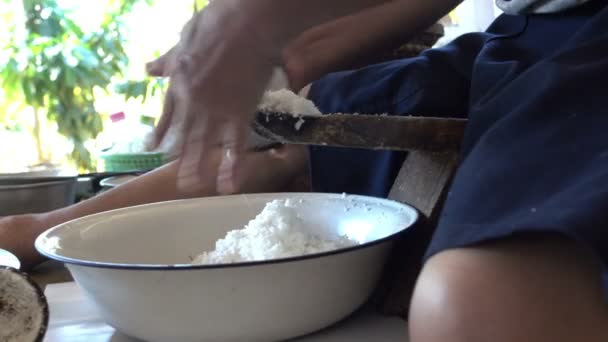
[0,0,205,171]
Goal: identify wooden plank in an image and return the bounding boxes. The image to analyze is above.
[373,150,461,318]
[253,112,467,152]
[388,150,461,219]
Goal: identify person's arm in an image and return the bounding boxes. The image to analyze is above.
[0,162,190,270]
[283,1,448,91]
[306,30,490,118]
[49,146,309,224]
[0,145,310,270]
[159,0,462,196]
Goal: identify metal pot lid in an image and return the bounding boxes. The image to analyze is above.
[0,248,20,269]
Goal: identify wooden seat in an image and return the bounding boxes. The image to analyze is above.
[373,149,462,318]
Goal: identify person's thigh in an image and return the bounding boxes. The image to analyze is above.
[409,234,608,342]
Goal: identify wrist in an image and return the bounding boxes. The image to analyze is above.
[201,0,285,66]
[40,208,74,229]
[235,0,378,53]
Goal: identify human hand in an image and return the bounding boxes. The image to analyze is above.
[144,1,391,158]
[235,145,310,194]
[145,48,288,157]
[156,1,279,196]
[152,0,455,197]
[0,214,51,271]
[146,46,176,78]
[283,2,452,92]
[282,17,368,92]
[145,21,189,152]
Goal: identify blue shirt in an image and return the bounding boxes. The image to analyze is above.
[308,0,608,270]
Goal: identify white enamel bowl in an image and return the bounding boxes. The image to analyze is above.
[35,193,417,342]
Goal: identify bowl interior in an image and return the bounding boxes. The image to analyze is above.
[36,193,418,267]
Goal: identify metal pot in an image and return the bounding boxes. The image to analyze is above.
[0,171,147,216]
[0,177,77,216]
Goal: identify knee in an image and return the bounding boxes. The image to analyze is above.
[408,237,608,342]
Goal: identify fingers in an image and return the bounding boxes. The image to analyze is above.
[234,145,306,194]
[282,22,341,91]
[164,3,279,196]
[145,9,200,78]
[146,45,183,150]
[145,56,167,77]
[177,114,217,196]
[152,83,177,149]
[217,119,250,194]
[146,46,178,77]
[282,14,373,91]
[176,96,252,196]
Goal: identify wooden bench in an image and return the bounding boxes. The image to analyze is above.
[373,148,461,318]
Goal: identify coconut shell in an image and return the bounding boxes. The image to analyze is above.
[0,267,49,342]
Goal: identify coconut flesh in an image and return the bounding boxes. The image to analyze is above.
[0,267,48,342]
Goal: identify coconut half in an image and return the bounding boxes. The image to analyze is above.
[0,267,49,342]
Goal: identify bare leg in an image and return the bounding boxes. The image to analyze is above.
[409,234,608,342]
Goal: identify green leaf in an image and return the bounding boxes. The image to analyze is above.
[61,17,84,37]
[71,46,99,68]
[21,82,35,105]
[62,69,76,87]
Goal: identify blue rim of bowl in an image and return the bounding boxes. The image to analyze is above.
[35,194,419,271]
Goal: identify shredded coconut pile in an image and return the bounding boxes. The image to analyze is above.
[259,89,322,117]
[259,89,322,131]
[192,199,357,264]
[152,87,321,158]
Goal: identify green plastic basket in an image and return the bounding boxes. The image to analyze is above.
[100,152,166,172]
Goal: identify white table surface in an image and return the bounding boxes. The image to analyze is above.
[43,282,409,342]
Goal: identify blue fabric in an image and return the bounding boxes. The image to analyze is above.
[429,0,608,264]
[308,14,526,197]
[308,0,608,275]
[308,22,500,197]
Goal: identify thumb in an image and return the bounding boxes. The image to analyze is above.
[146,46,177,77]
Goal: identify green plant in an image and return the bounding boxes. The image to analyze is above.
[193,0,209,12]
[115,77,166,103]
[0,0,150,170]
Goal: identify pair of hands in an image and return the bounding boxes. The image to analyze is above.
[145,1,395,197]
[145,0,453,197]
